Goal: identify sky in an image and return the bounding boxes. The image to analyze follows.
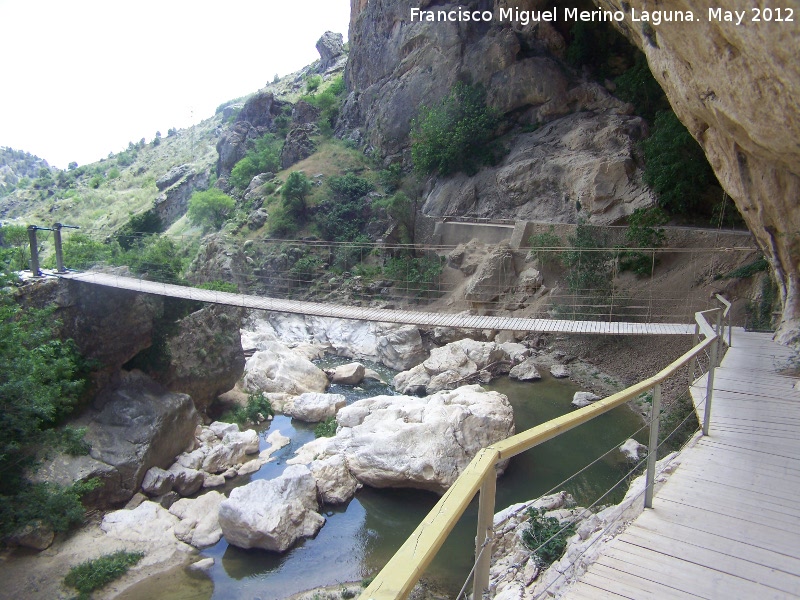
[0,0,351,169]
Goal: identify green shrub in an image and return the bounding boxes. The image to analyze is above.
[300,75,346,133]
[619,206,668,276]
[282,172,312,221]
[0,224,30,271]
[124,236,184,283]
[0,479,100,539]
[305,75,322,93]
[64,551,144,597]
[88,175,103,189]
[559,222,614,318]
[411,82,502,176]
[383,255,444,296]
[197,280,239,293]
[291,255,323,281]
[314,417,338,438]
[225,393,274,426]
[62,233,116,269]
[116,210,163,250]
[614,52,669,123]
[521,507,575,567]
[317,173,374,242]
[229,134,283,190]
[188,189,235,231]
[528,227,563,267]
[643,110,718,215]
[107,167,120,179]
[721,257,769,280]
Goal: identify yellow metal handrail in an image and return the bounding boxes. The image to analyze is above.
[360,304,725,600]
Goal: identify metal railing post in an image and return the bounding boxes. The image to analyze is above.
[689,322,700,385]
[27,225,41,276]
[473,471,497,599]
[644,383,662,509]
[53,223,65,273]
[715,308,723,367]
[703,312,720,436]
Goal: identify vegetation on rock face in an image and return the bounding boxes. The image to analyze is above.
[522,507,575,567]
[411,82,502,176]
[314,417,338,438]
[300,75,347,136]
[229,133,283,190]
[642,111,718,216]
[64,550,145,598]
[317,173,374,242]
[0,290,95,539]
[225,393,274,426]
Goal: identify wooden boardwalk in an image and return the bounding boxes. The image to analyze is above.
[563,330,800,599]
[58,271,695,335]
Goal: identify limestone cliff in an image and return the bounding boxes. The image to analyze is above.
[341,0,652,224]
[593,0,800,343]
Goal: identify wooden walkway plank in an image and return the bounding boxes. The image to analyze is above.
[563,331,800,599]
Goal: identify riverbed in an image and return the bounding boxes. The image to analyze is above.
[120,362,647,599]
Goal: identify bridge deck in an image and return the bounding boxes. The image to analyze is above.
[58,271,695,335]
[563,331,800,599]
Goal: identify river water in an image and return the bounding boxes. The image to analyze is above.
[122,361,647,600]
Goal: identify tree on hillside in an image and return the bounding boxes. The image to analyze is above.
[188,189,235,231]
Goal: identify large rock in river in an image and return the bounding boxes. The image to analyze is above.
[218,465,325,552]
[393,339,512,395]
[241,341,328,396]
[321,385,515,494]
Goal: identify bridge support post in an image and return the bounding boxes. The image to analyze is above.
[473,471,497,599]
[644,383,662,509]
[27,225,41,276]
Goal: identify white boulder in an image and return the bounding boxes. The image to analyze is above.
[167,464,204,496]
[323,385,515,494]
[242,342,328,396]
[393,339,511,395]
[219,465,325,552]
[285,393,347,423]
[619,438,647,461]
[330,362,366,385]
[550,364,569,378]
[509,357,542,381]
[169,491,224,548]
[201,429,260,473]
[571,392,601,408]
[310,454,361,504]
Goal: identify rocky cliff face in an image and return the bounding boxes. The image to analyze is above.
[593,0,800,342]
[341,0,652,224]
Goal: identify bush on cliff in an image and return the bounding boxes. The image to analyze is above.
[411,82,502,176]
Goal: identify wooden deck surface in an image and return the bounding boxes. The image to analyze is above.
[58,271,695,335]
[563,331,800,599]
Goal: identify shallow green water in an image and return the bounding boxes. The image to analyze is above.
[124,365,647,599]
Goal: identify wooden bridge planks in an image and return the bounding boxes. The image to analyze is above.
[562,330,800,599]
[59,271,695,335]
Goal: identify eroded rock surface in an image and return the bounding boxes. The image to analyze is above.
[219,465,325,552]
[393,339,513,395]
[295,385,514,495]
[242,341,329,395]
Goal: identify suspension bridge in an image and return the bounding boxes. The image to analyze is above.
[57,270,696,335]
